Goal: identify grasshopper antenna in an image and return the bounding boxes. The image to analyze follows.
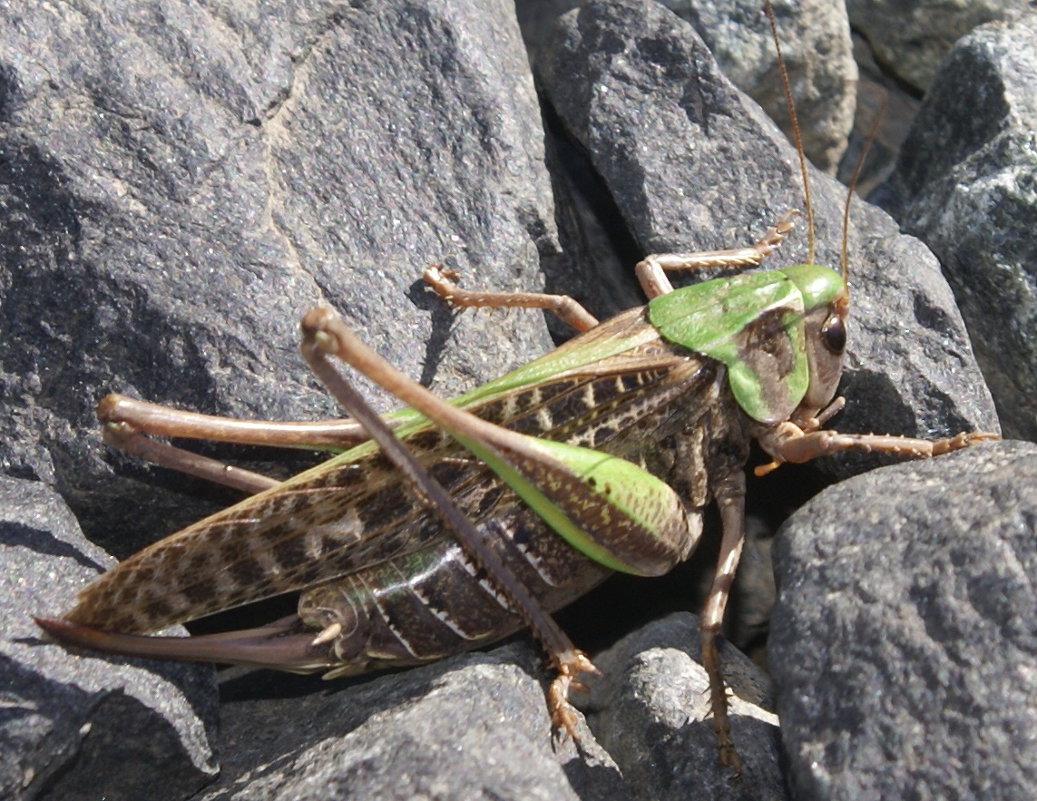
[764,0,814,265]
[839,94,888,306]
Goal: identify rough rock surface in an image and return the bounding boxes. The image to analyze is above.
[660,0,857,172]
[0,0,561,555]
[846,0,1028,91]
[196,644,628,801]
[883,15,1037,442]
[771,441,1037,801]
[584,613,786,801]
[0,477,217,801]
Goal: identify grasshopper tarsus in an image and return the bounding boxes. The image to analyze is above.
[701,623,743,777]
[547,650,600,745]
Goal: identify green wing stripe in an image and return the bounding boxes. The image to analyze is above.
[457,433,689,576]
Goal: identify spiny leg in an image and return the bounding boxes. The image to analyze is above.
[299,306,598,737]
[425,211,799,325]
[635,210,801,298]
[96,393,375,493]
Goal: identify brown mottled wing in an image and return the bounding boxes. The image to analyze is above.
[64,443,474,633]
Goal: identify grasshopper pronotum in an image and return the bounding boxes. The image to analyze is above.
[36,0,996,774]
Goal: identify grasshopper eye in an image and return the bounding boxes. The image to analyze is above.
[821,314,846,355]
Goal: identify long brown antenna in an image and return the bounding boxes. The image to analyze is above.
[764,0,814,265]
[840,94,887,295]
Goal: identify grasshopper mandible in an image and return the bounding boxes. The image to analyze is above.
[36,0,996,773]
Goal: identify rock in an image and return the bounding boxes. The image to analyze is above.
[660,0,857,172]
[0,477,217,801]
[0,0,560,556]
[835,31,920,196]
[522,0,857,172]
[771,440,1037,800]
[584,613,787,801]
[197,643,627,801]
[882,14,1037,442]
[0,0,1011,799]
[846,0,1028,91]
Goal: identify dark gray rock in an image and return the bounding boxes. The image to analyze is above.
[884,14,1037,442]
[584,613,786,801]
[197,643,627,801]
[522,0,856,172]
[836,31,920,196]
[537,0,999,479]
[0,477,217,801]
[660,0,857,172]
[0,0,560,556]
[847,0,1028,91]
[771,440,1037,801]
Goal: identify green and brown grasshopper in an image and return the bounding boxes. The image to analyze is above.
[36,0,995,773]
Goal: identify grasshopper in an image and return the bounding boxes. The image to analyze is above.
[36,0,995,773]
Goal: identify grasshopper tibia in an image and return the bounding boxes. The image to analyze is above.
[35,614,336,671]
[700,468,748,776]
[424,211,801,329]
[635,209,801,299]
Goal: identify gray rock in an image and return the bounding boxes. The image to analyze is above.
[0,0,1012,799]
[883,14,1037,442]
[836,31,920,196]
[0,0,559,556]
[197,644,627,801]
[660,0,857,172]
[521,0,857,172]
[771,440,1037,800]
[0,477,217,801]
[847,0,1028,91]
[584,613,787,801]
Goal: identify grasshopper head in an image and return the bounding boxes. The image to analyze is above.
[782,263,848,424]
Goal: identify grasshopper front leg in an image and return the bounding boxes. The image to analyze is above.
[755,423,999,470]
[423,211,797,322]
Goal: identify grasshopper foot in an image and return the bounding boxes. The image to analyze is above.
[546,650,599,741]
